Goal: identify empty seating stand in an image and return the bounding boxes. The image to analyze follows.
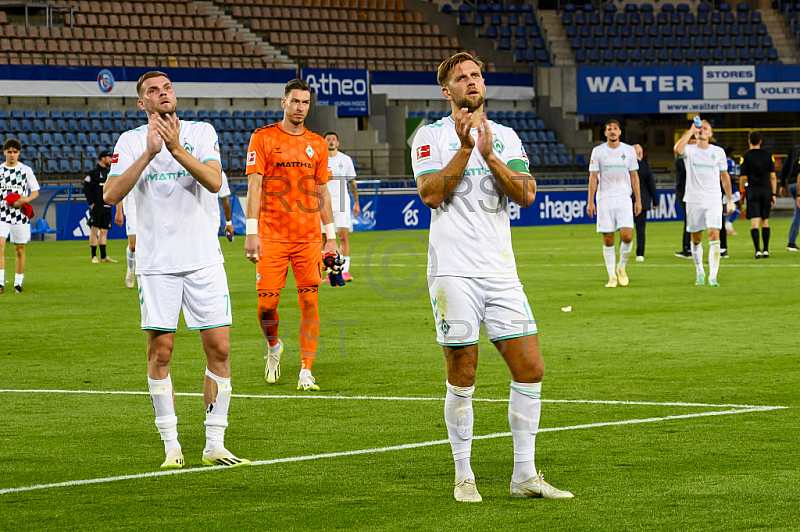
[563,1,778,67]
[442,2,551,67]
[0,0,276,68]
[1,108,282,178]
[216,0,471,72]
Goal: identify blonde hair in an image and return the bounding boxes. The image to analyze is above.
[437,52,484,88]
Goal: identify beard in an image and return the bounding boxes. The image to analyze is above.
[452,92,484,113]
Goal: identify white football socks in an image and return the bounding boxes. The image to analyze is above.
[691,242,704,275]
[509,381,541,483]
[709,240,721,280]
[445,381,475,480]
[15,273,23,287]
[204,368,231,452]
[343,256,350,273]
[0,269,4,285]
[603,245,616,279]
[126,248,136,272]
[618,241,632,270]
[148,374,180,453]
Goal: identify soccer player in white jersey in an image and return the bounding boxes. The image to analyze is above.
[321,131,359,281]
[104,71,249,469]
[0,138,39,294]
[587,120,641,288]
[412,52,572,503]
[674,119,734,287]
[114,192,137,288]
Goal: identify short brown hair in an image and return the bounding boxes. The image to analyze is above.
[437,52,484,88]
[137,71,171,98]
[284,78,311,96]
[604,119,621,130]
[3,138,21,151]
[323,131,338,140]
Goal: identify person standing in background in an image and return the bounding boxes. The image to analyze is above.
[632,144,658,262]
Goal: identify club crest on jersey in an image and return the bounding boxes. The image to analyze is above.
[492,138,505,155]
[416,145,431,162]
[305,145,315,159]
[183,141,194,155]
[247,151,256,166]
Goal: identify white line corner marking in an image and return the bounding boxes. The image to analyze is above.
[0,389,787,496]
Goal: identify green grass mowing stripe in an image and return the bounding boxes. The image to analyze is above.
[0,389,782,409]
[0,405,784,496]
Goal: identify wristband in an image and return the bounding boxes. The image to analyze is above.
[245,218,258,235]
[324,222,336,239]
[225,219,232,225]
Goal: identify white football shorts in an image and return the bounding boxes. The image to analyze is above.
[596,195,634,233]
[320,194,352,231]
[0,221,31,244]
[686,201,723,233]
[427,276,537,346]
[138,263,231,331]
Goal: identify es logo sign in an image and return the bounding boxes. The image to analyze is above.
[402,199,419,226]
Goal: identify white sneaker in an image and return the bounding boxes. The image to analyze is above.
[616,267,629,287]
[510,472,573,499]
[160,447,184,469]
[605,276,618,288]
[297,373,320,391]
[635,256,644,262]
[91,256,100,264]
[202,447,251,467]
[454,477,482,502]
[125,269,135,288]
[264,339,283,384]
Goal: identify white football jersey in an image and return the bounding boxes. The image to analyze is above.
[411,116,530,278]
[326,151,356,214]
[109,120,223,274]
[681,144,728,204]
[212,170,231,231]
[588,142,638,200]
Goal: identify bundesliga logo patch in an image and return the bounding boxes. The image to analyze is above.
[247,151,256,166]
[416,145,431,162]
[112,154,119,164]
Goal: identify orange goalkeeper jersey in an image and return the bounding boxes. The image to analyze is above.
[246,123,329,242]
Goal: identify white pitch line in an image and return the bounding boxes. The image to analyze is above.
[0,405,784,496]
[0,389,778,409]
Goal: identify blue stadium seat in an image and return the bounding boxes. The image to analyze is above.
[707,36,718,48]
[606,25,618,37]
[589,49,601,63]
[41,132,54,146]
[721,35,733,49]
[88,132,100,145]
[767,48,779,60]
[566,25,577,38]
[698,48,711,62]
[124,110,138,118]
[584,37,596,48]
[685,49,698,62]
[570,37,581,49]
[11,110,23,118]
[18,133,30,146]
[32,119,44,131]
[739,48,752,61]
[685,12,695,24]
[579,25,590,37]
[616,49,629,62]
[653,37,665,49]
[625,37,637,49]
[660,26,673,37]
[671,49,683,62]
[712,49,724,61]
[611,36,623,49]
[498,37,511,50]
[515,37,528,49]
[639,36,651,48]
[575,49,588,63]
[598,37,609,49]
[593,25,605,37]
[723,12,735,24]
[53,133,66,145]
[99,133,112,145]
[756,23,767,36]
[666,36,678,49]
[98,110,111,118]
[675,25,687,37]
[688,25,700,37]
[602,12,614,25]
[751,11,761,23]
[680,37,691,49]
[562,12,574,25]
[656,12,668,25]
[657,49,670,63]
[711,12,722,24]
[730,24,740,37]
[589,13,600,25]
[630,49,644,64]
[643,49,655,63]
[90,119,102,132]
[620,25,632,38]
[762,35,772,47]
[45,159,59,174]
[87,110,99,118]
[754,47,766,61]
[661,2,675,12]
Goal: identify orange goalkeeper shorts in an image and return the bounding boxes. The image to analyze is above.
[257,240,324,289]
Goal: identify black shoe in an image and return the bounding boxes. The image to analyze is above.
[14,285,22,293]
[674,250,693,259]
[755,251,763,259]
[787,244,798,251]
[720,250,729,258]
[0,285,4,294]
[762,250,770,258]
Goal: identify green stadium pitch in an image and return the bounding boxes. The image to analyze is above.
[1,221,798,530]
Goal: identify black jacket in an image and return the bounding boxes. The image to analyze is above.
[635,159,658,210]
[83,164,110,208]
[780,144,800,189]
